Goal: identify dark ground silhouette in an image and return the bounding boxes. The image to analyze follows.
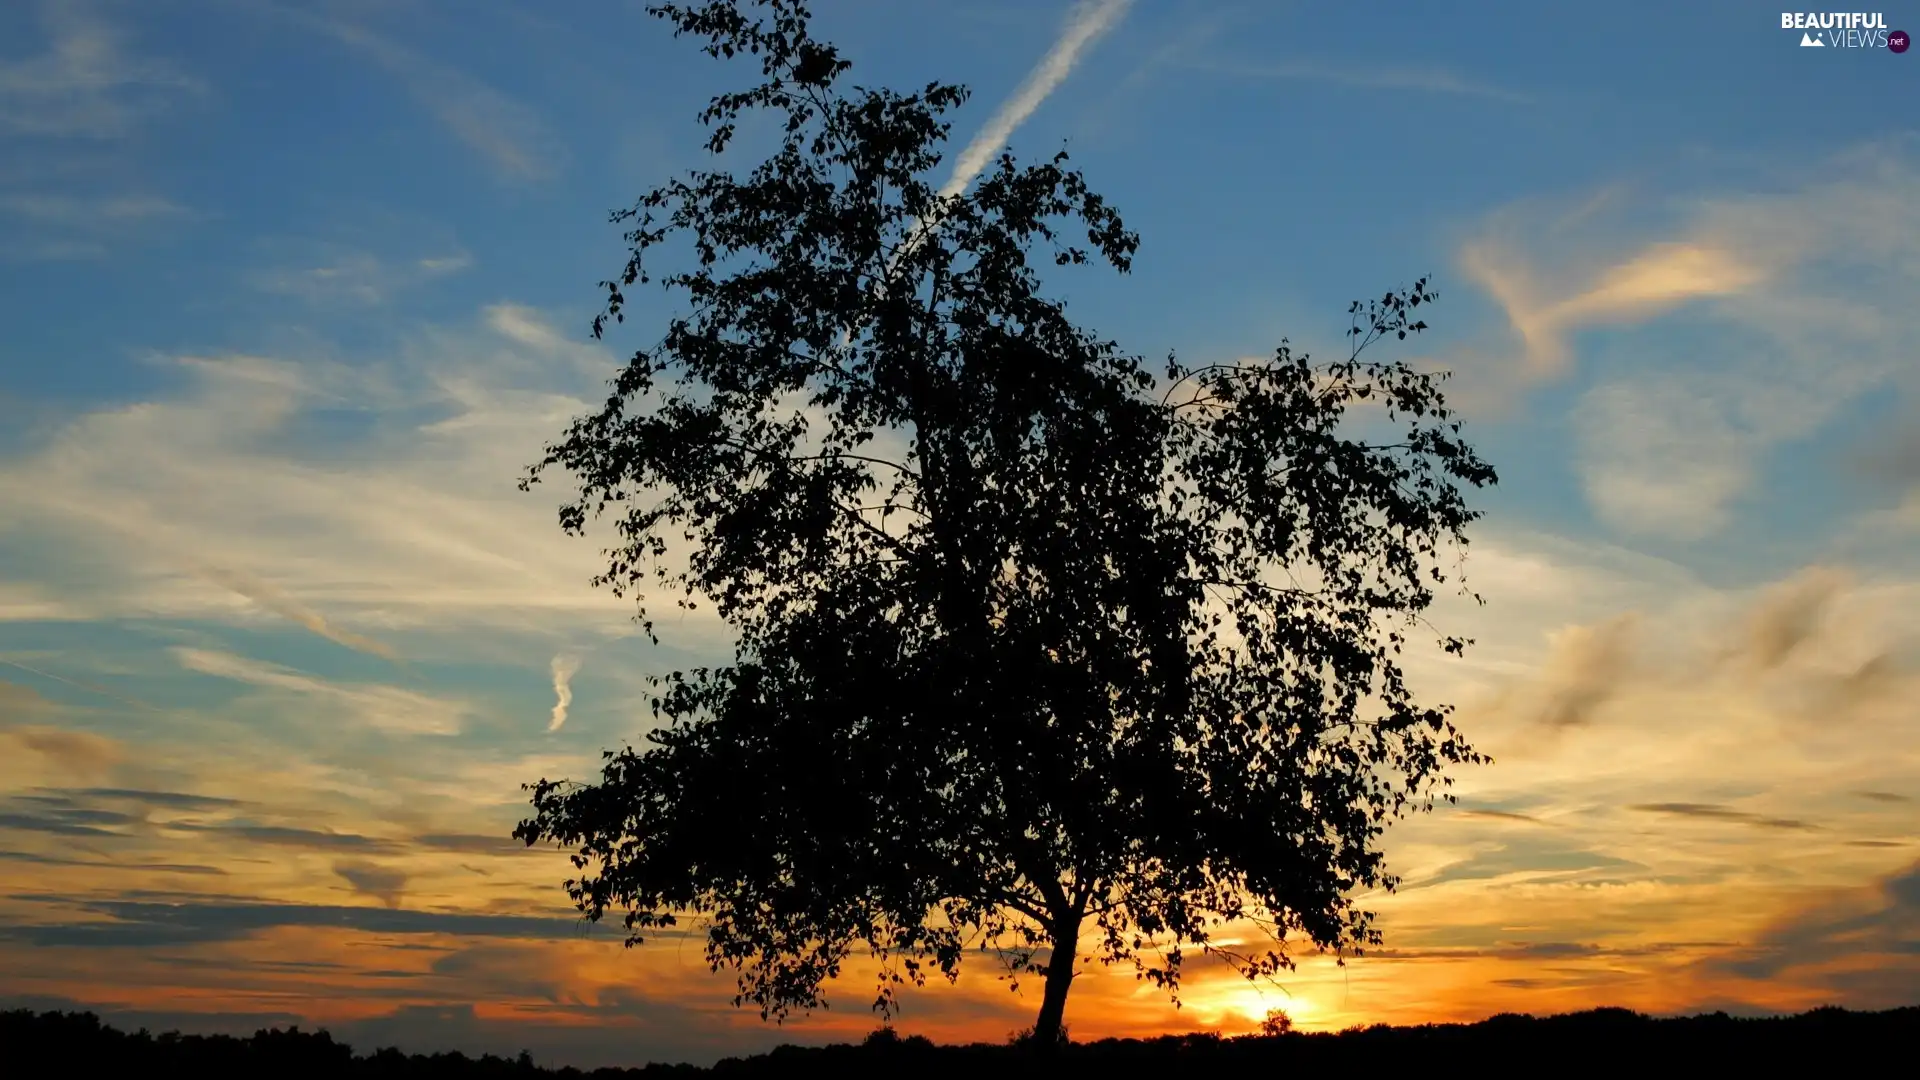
[5,1005,1914,1076]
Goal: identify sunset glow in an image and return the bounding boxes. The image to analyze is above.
[1,0,1915,1068]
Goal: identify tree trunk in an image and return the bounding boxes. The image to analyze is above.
[1029,917,1080,1048]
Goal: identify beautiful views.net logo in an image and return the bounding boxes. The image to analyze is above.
[1781,11,1911,50]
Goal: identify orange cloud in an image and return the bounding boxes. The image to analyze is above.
[1460,238,1766,381]
[0,721,123,776]
[1737,566,1850,670]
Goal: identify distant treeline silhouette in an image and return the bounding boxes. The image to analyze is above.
[6,1006,1916,1076]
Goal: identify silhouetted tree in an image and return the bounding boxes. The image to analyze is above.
[516,0,1495,1045]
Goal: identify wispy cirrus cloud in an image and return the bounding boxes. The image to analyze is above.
[0,580,81,621]
[1462,239,1766,381]
[0,0,190,257]
[0,190,191,261]
[1531,612,1640,730]
[1411,839,1643,890]
[1458,144,1920,540]
[0,1,202,139]
[73,787,240,811]
[163,820,403,855]
[4,896,597,948]
[1630,802,1821,832]
[171,647,464,736]
[0,657,162,714]
[0,306,664,645]
[249,247,473,307]
[0,193,186,223]
[1206,58,1528,103]
[1455,807,1549,826]
[196,565,400,661]
[297,14,566,182]
[1732,565,1849,671]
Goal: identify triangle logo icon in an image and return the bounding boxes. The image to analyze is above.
[1801,31,1825,45]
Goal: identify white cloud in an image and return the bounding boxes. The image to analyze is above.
[1460,145,1920,540]
[251,247,472,306]
[487,303,573,353]
[0,305,721,653]
[311,17,566,182]
[1462,240,1767,382]
[547,654,579,732]
[1571,377,1765,540]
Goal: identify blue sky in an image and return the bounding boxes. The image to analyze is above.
[2,0,1918,1068]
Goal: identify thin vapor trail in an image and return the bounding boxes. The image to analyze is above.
[868,0,1132,305]
[0,656,165,713]
[940,0,1133,199]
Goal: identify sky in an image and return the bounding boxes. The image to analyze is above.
[1,0,1917,1068]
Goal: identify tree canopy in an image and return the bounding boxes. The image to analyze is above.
[515,0,1497,1045]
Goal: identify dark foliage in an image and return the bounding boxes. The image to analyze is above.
[514,0,1496,1041]
[7,1007,1916,1077]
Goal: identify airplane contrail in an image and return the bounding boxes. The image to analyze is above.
[939,0,1133,200]
[860,0,1132,317]
[0,656,166,713]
